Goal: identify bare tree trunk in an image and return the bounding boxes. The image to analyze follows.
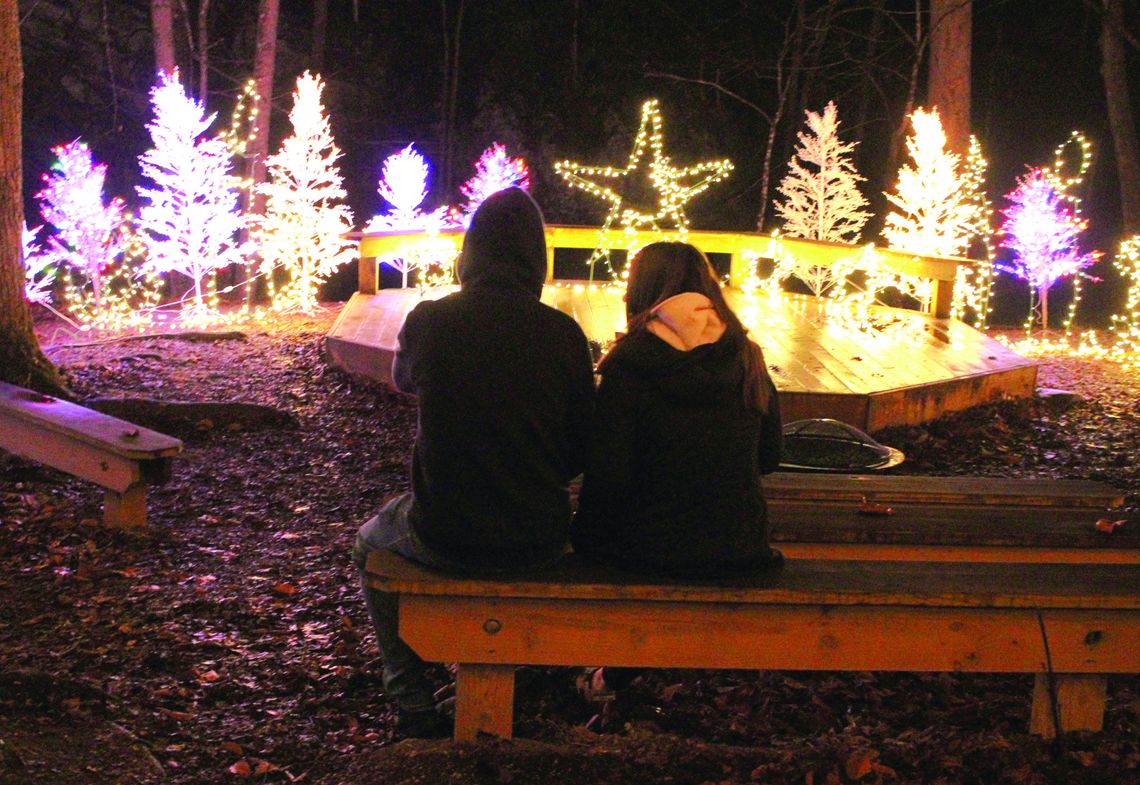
[889,0,926,176]
[312,0,329,72]
[1101,0,1140,234]
[440,0,465,193]
[756,0,806,231]
[242,0,280,305]
[929,0,972,153]
[0,2,67,396]
[151,0,177,75]
[197,0,210,102]
[854,0,886,147]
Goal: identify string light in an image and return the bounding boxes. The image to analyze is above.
[554,99,733,280]
[950,135,997,326]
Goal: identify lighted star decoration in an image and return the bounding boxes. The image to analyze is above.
[554,98,733,280]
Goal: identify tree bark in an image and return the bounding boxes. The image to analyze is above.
[151,0,177,75]
[928,0,972,154]
[312,0,328,72]
[0,1,67,396]
[440,0,465,193]
[1101,0,1140,234]
[248,0,280,217]
[196,0,210,101]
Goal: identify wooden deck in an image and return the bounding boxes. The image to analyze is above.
[325,285,1037,431]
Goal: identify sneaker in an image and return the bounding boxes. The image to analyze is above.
[395,706,453,739]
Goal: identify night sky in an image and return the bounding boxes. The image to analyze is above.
[16,0,1135,324]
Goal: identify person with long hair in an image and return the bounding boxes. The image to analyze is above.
[574,241,783,575]
[572,241,783,700]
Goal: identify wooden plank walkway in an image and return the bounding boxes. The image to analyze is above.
[326,286,1037,430]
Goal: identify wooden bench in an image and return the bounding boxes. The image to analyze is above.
[0,381,182,527]
[762,474,1137,564]
[366,551,1140,742]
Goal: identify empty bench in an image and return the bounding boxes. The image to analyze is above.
[764,474,1136,564]
[0,381,182,527]
[365,550,1140,742]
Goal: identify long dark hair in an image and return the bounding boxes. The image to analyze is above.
[602,242,773,412]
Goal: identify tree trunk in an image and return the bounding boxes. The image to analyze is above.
[0,2,67,396]
[1101,0,1140,234]
[151,0,177,75]
[241,0,280,304]
[196,0,210,101]
[929,0,972,153]
[312,0,328,71]
[440,0,465,193]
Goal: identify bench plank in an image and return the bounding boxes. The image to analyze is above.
[401,597,1137,674]
[762,473,1125,509]
[769,502,1139,563]
[366,552,1140,609]
[0,382,182,460]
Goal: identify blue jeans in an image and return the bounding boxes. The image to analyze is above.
[353,492,563,713]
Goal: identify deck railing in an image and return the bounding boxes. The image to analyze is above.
[351,225,976,319]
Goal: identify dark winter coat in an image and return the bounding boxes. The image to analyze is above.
[572,293,782,576]
[392,187,595,571]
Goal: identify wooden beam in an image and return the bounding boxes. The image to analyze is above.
[400,596,1138,674]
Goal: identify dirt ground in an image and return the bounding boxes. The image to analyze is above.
[1,307,1137,785]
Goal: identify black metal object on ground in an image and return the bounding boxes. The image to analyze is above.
[780,418,905,472]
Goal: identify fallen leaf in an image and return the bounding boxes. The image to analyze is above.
[845,750,877,780]
[1094,518,1127,533]
[222,741,243,755]
[228,759,251,777]
[857,497,894,516]
[272,581,297,596]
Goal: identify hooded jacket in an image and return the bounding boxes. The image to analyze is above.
[392,188,595,571]
[573,292,782,576]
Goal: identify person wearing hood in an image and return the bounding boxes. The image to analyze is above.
[353,187,595,737]
[571,241,782,700]
[574,241,783,574]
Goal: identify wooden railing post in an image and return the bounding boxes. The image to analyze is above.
[359,256,378,294]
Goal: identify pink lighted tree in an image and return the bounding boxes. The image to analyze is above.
[36,140,130,309]
[456,143,530,224]
[1000,168,1099,329]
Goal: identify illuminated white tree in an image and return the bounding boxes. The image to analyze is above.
[22,223,54,305]
[772,102,871,296]
[35,141,131,308]
[456,143,530,224]
[256,71,356,312]
[776,102,870,244]
[136,70,248,313]
[883,108,972,258]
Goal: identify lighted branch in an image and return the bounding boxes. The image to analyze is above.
[554,98,733,280]
[136,70,250,319]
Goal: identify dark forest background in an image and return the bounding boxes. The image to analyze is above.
[15,0,1138,324]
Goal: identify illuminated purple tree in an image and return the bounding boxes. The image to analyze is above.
[999,168,1098,329]
[456,143,530,224]
[365,144,450,287]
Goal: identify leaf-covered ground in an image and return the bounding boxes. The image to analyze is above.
[1,310,1137,785]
